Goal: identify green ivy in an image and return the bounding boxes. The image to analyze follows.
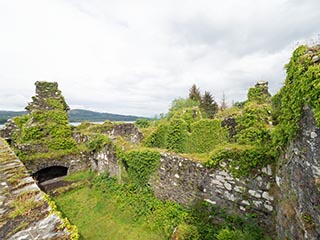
[87,134,111,152]
[135,118,151,128]
[247,86,270,103]
[166,118,188,153]
[206,144,274,177]
[122,150,161,187]
[272,45,320,148]
[144,123,168,149]
[187,119,228,153]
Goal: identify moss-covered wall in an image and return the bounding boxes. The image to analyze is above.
[0,138,78,239]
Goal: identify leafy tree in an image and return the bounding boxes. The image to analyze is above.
[200,91,218,119]
[189,84,201,102]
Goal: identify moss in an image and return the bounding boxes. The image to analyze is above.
[206,144,274,177]
[9,191,42,218]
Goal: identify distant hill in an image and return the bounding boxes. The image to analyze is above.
[0,111,27,124]
[68,109,143,122]
[0,109,145,124]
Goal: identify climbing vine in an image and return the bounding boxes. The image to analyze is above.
[272,45,320,148]
[122,149,161,187]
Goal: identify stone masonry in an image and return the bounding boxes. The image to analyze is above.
[276,106,320,240]
[150,153,275,234]
[0,138,76,239]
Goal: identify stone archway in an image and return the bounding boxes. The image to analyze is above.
[33,166,68,183]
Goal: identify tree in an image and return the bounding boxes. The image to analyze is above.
[200,91,218,118]
[189,84,201,102]
[220,92,228,111]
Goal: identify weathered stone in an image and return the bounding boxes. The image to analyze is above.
[239,206,246,211]
[312,55,319,62]
[276,106,320,240]
[234,185,245,193]
[253,200,263,208]
[248,189,261,198]
[262,191,274,201]
[224,182,232,191]
[311,131,317,138]
[264,203,273,212]
[224,191,235,201]
[0,138,75,239]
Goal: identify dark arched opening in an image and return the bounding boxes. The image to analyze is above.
[33,166,68,183]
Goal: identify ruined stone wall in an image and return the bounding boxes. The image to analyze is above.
[24,153,89,175]
[276,106,320,240]
[0,138,77,239]
[150,153,275,234]
[90,143,120,177]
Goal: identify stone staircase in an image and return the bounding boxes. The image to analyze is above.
[0,138,75,239]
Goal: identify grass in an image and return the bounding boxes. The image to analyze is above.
[63,170,95,182]
[54,186,165,240]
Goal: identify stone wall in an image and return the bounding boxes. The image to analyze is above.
[0,138,76,239]
[89,143,120,177]
[276,106,320,240]
[24,153,89,175]
[150,153,275,234]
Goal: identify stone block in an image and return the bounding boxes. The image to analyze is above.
[248,190,261,198]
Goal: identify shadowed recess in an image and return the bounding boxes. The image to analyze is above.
[33,166,68,183]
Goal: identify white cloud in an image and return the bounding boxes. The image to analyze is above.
[0,0,319,116]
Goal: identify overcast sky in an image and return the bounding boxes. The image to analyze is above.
[0,0,319,117]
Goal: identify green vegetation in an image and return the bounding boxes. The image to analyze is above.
[55,173,267,240]
[206,144,274,177]
[122,150,161,187]
[0,110,27,124]
[87,133,111,152]
[135,118,152,128]
[187,119,228,153]
[143,80,275,178]
[272,45,320,149]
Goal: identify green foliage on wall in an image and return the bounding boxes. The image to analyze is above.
[235,102,272,145]
[247,87,270,103]
[122,150,161,186]
[144,123,168,149]
[166,118,188,153]
[206,144,274,177]
[12,95,78,160]
[135,118,151,128]
[187,119,228,153]
[272,45,320,148]
[87,134,111,152]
